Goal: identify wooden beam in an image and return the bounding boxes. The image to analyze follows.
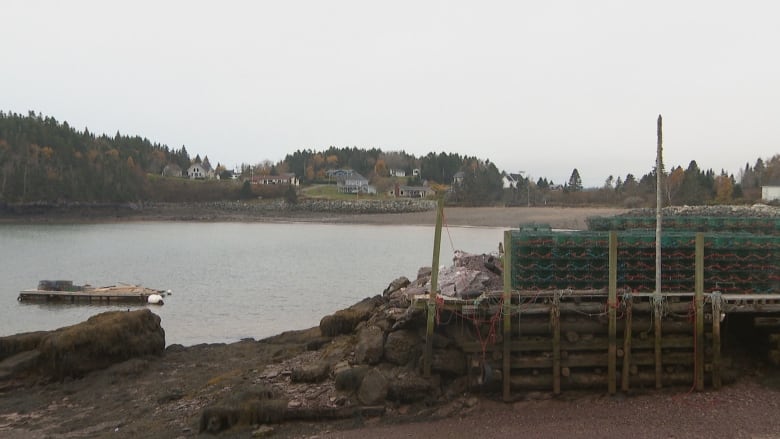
[502,230,513,401]
[712,292,722,389]
[608,231,617,395]
[695,232,705,391]
[621,295,633,392]
[424,195,445,377]
[552,294,561,395]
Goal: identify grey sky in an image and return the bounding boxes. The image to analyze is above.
[3,1,778,187]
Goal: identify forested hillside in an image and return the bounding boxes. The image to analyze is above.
[2,111,778,207]
[0,111,190,202]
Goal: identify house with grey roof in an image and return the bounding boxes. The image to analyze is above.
[337,172,375,194]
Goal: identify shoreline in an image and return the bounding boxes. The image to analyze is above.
[0,203,628,229]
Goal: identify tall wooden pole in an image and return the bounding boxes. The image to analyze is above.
[695,232,705,390]
[654,114,664,389]
[502,230,513,401]
[608,231,618,394]
[424,195,445,377]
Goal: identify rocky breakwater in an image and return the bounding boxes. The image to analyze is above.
[199,251,503,435]
[0,309,165,386]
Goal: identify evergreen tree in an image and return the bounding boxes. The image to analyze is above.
[567,168,583,192]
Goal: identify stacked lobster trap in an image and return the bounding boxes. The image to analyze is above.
[453,214,780,398]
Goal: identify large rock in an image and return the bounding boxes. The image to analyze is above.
[334,364,369,391]
[387,370,439,403]
[431,348,466,376]
[383,329,421,366]
[319,296,384,337]
[37,309,165,379]
[291,361,330,383]
[0,331,48,361]
[354,325,384,365]
[382,276,410,297]
[357,368,388,405]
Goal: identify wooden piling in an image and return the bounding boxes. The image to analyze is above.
[695,232,705,391]
[502,230,513,401]
[424,195,444,377]
[621,295,633,392]
[552,294,561,395]
[608,231,617,395]
[712,293,722,389]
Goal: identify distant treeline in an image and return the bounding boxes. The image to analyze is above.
[2,111,778,206]
[0,111,193,202]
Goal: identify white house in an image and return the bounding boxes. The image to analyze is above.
[389,169,406,177]
[186,162,215,179]
[762,185,780,201]
[337,172,375,194]
[251,173,299,186]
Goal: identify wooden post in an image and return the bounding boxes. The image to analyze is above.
[695,232,705,391]
[608,231,617,395]
[502,230,513,401]
[654,114,664,390]
[424,195,445,377]
[552,293,561,395]
[621,295,633,392]
[712,292,722,389]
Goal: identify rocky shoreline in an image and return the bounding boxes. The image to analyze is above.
[4,205,780,438]
[0,200,627,230]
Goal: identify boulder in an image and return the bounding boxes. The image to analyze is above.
[0,350,41,381]
[382,276,410,297]
[431,348,466,376]
[387,370,438,403]
[383,329,421,366]
[334,364,369,391]
[291,361,330,383]
[37,309,165,379]
[200,385,287,434]
[354,325,384,365]
[319,296,384,337]
[0,331,48,361]
[357,368,388,405]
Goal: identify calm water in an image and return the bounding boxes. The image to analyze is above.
[0,222,503,346]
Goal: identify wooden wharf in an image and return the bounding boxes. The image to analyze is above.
[18,282,166,305]
[419,230,780,400]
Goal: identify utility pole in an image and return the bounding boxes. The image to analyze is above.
[654,114,664,389]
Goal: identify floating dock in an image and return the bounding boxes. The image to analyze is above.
[18,280,167,305]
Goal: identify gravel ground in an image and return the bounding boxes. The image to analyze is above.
[329,377,780,439]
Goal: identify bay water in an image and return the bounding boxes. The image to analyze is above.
[0,222,503,346]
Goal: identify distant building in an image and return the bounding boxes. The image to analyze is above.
[388,183,434,198]
[503,173,524,189]
[187,163,213,179]
[762,185,780,201]
[251,173,299,186]
[452,171,465,185]
[389,169,406,177]
[337,172,375,194]
[162,163,183,178]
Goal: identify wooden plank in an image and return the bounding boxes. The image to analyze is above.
[712,293,722,389]
[695,232,705,391]
[506,351,693,369]
[461,334,696,353]
[608,231,617,395]
[502,230,513,402]
[621,296,633,392]
[552,295,561,395]
[424,195,444,378]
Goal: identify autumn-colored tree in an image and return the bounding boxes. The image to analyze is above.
[714,173,734,203]
[666,166,685,205]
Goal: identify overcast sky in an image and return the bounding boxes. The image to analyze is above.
[2,1,779,187]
